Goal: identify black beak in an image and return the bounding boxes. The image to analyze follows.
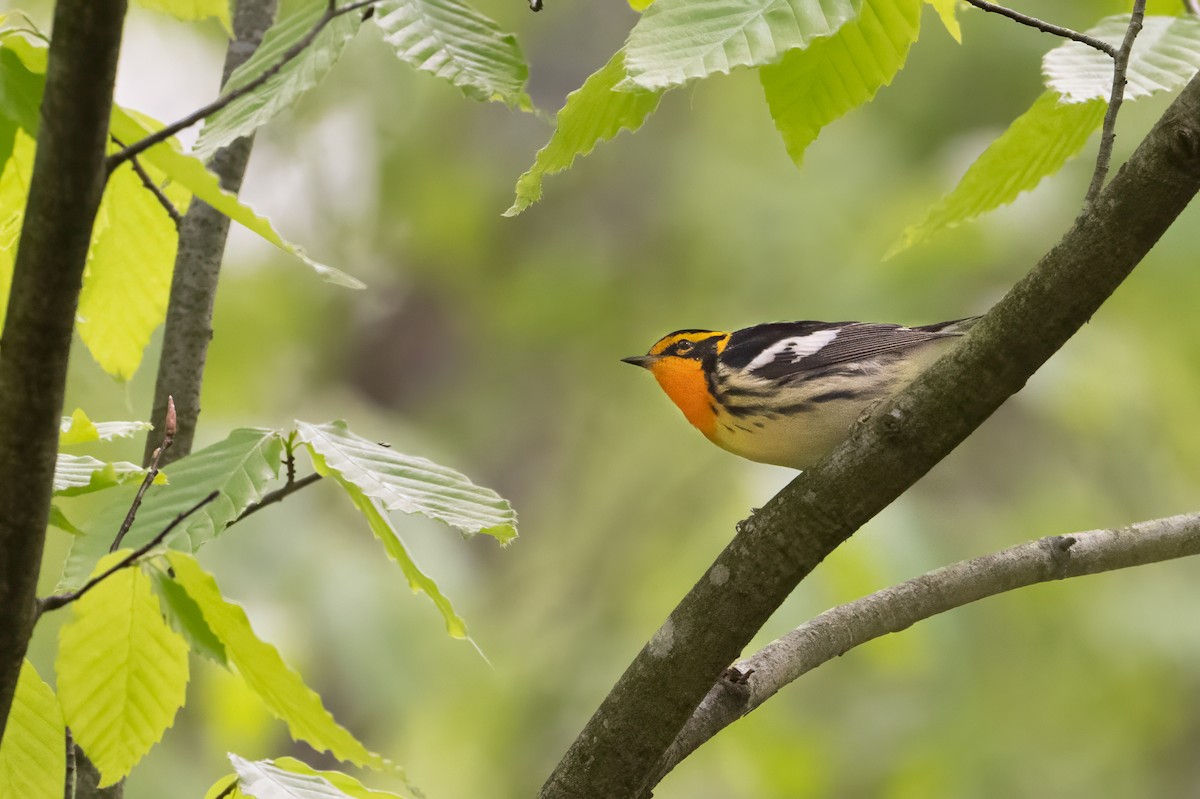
[621,355,656,369]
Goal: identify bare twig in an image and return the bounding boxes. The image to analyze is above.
[963,0,1116,57]
[40,490,219,614]
[111,396,176,552]
[1087,4,1147,202]
[111,135,183,228]
[234,472,322,525]
[105,0,380,171]
[64,729,76,799]
[647,511,1200,789]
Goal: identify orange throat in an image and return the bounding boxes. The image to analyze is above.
[649,358,718,439]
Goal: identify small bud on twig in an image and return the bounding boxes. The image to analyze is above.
[165,395,177,440]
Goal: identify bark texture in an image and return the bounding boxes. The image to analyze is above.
[0,0,127,745]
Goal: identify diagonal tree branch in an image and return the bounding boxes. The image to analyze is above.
[962,0,1116,57]
[1087,3,1147,202]
[539,75,1200,799]
[0,0,128,748]
[650,511,1200,786]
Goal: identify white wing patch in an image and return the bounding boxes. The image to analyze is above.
[745,330,838,371]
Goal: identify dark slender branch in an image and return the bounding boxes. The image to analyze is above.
[539,75,1200,799]
[1087,4,1147,202]
[963,0,1116,57]
[234,472,322,525]
[111,135,183,228]
[649,511,1200,787]
[64,729,76,799]
[39,491,219,614]
[112,396,176,552]
[106,0,380,171]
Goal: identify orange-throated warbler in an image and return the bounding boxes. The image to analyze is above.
[623,318,977,469]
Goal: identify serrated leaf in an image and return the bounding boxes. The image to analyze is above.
[109,106,365,289]
[56,552,189,786]
[313,459,467,637]
[623,0,864,91]
[294,420,517,542]
[273,758,411,799]
[1044,15,1200,103]
[0,661,65,799]
[925,0,959,43]
[761,0,921,167]
[505,50,662,216]
[77,158,179,379]
[373,0,530,107]
[194,0,362,159]
[53,454,147,497]
[889,90,1105,255]
[168,553,389,771]
[133,0,233,34]
[148,565,228,666]
[61,428,284,589]
[61,408,154,444]
[232,755,353,799]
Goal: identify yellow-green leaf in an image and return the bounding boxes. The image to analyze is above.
[0,661,65,799]
[309,453,468,638]
[60,408,154,444]
[167,552,391,771]
[505,50,662,216]
[273,757,412,799]
[53,454,148,496]
[133,0,233,34]
[109,106,365,289]
[925,0,959,43]
[77,158,179,379]
[889,90,1105,255]
[204,774,240,799]
[761,0,922,167]
[0,128,34,332]
[56,554,190,787]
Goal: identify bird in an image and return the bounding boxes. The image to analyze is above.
[623,318,976,469]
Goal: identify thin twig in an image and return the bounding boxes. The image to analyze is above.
[234,473,322,525]
[64,729,76,799]
[40,490,220,614]
[111,395,177,551]
[963,0,1116,57]
[105,0,381,171]
[111,135,183,228]
[647,511,1200,789]
[1087,4,1147,202]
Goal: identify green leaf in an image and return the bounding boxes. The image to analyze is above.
[294,420,517,543]
[49,504,86,536]
[109,106,365,289]
[1044,15,1200,103]
[133,0,233,33]
[53,454,147,497]
[272,758,411,799]
[505,50,663,216]
[0,128,33,332]
[314,461,468,637]
[61,408,154,444]
[77,158,180,379]
[373,0,530,107]
[0,661,65,799]
[148,565,229,666]
[194,0,363,159]
[167,553,391,771]
[61,428,284,589]
[889,91,1105,255]
[205,774,241,799]
[0,46,42,135]
[56,553,190,787]
[761,0,921,166]
[623,0,864,91]
[925,0,959,43]
[232,755,354,799]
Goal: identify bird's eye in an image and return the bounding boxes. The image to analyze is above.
[674,340,695,355]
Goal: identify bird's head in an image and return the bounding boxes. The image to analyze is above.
[623,330,730,436]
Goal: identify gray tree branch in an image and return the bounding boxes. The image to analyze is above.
[0,0,127,747]
[1087,3,1147,202]
[649,511,1200,787]
[143,0,279,465]
[539,75,1200,799]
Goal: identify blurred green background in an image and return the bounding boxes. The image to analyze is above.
[19,0,1200,796]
